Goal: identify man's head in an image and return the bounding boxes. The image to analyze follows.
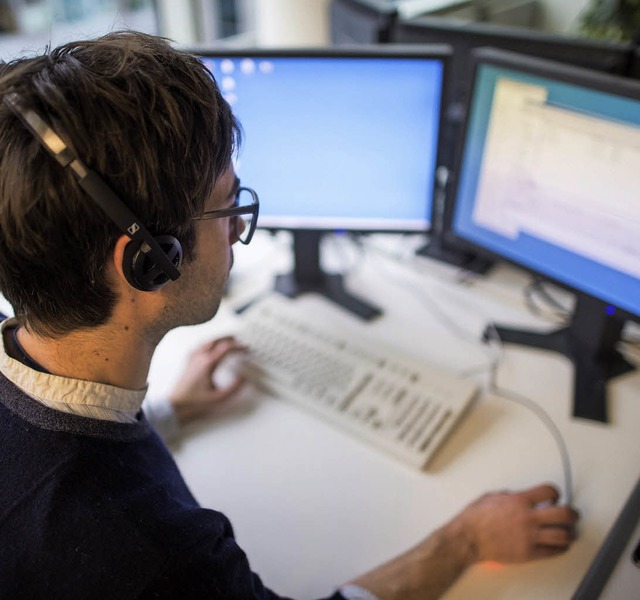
[0,31,241,337]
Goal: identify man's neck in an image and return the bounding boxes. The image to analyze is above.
[16,321,159,390]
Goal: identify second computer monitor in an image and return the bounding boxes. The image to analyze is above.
[392,17,634,110]
[447,47,640,421]
[631,47,640,81]
[329,0,398,44]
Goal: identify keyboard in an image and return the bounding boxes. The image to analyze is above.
[235,295,478,469]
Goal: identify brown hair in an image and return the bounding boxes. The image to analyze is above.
[0,31,241,336]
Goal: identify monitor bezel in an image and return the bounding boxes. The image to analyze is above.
[329,0,399,44]
[195,44,453,235]
[631,47,640,80]
[391,16,634,115]
[443,46,640,323]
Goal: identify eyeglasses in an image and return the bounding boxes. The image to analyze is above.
[194,186,259,245]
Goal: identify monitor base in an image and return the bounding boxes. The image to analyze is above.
[417,238,494,275]
[274,272,381,321]
[483,307,635,423]
[271,230,382,321]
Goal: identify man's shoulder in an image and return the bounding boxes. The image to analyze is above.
[0,421,252,597]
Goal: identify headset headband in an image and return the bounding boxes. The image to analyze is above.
[2,92,181,282]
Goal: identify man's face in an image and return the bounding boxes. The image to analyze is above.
[164,165,241,328]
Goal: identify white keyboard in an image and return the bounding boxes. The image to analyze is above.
[235,295,479,470]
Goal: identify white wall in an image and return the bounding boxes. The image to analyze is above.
[253,0,331,46]
[155,0,332,47]
[155,0,199,45]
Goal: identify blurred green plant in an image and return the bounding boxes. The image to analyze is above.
[578,0,640,41]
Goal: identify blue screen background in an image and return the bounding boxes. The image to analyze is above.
[200,56,443,230]
[453,64,640,318]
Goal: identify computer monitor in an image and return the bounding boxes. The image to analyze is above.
[329,0,398,44]
[392,17,635,274]
[631,47,640,80]
[198,46,450,319]
[392,17,634,112]
[446,47,640,423]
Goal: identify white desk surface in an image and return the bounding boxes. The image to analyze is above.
[148,232,640,599]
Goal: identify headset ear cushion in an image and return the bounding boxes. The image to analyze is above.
[122,234,183,292]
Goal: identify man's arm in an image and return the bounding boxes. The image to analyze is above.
[350,485,578,600]
[161,341,579,599]
[345,484,579,600]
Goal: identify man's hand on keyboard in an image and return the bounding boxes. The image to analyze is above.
[344,483,579,600]
[169,336,247,425]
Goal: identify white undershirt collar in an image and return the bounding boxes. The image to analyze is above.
[0,318,146,423]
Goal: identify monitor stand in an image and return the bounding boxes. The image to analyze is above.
[417,236,494,275]
[483,294,636,423]
[274,230,382,321]
[416,165,493,275]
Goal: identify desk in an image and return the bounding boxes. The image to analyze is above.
[148,232,640,599]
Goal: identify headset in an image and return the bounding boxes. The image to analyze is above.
[2,92,183,292]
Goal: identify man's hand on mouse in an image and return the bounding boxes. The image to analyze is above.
[169,336,248,425]
[454,483,580,564]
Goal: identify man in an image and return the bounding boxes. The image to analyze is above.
[0,31,578,599]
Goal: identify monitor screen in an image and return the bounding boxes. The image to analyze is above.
[199,48,448,233]
[447,48,640,421]
[198,47,449,320]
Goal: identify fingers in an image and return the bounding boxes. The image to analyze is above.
[170,336,249,424]
[518,484,560,507]
[535,504,580,527]
[535,525,576,549]
[193,336,248,366]
[522,485,579,550]
[532,504,580,555]
[524,484,580,532]
[190,337,249,381]
[526,488,579,561]
[530,545,568,560]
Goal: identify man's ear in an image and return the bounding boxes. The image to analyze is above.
[110,234,133,287]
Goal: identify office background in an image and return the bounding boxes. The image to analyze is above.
[0,0,619,59]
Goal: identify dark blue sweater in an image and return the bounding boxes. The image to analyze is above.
[0,371,344,599]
